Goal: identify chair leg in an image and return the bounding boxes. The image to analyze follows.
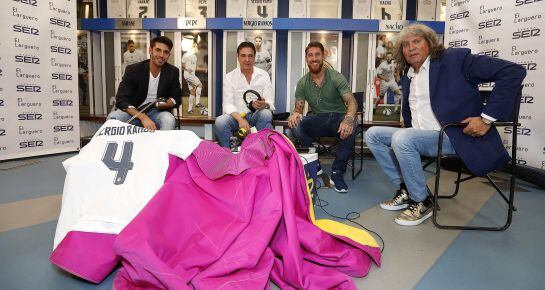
[432,166,516,231]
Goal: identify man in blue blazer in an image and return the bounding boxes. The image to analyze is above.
[365,24,526,226]
[108,36,181,130]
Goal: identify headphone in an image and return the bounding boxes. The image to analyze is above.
[243,89,264,113]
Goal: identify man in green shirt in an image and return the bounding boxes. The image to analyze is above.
[288,42,358,192]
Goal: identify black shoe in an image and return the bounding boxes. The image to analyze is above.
[330,171,348,193]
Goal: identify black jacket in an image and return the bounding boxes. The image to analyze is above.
[115,60,182,110]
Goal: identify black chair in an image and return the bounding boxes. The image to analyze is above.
[350,92,365,179]
[431,87,522,231]
[172,106,182,129]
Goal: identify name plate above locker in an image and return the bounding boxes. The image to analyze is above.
[177,18,206,29]
[379,20,409,32]
[242,18,273,29]
[115,18,143,29]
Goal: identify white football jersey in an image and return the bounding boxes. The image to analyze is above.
[53,120,202,248]
[123,49,146,66]
[182,52,198,73]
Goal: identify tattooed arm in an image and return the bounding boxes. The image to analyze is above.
[338,92,357,139]
[288,99,306,129]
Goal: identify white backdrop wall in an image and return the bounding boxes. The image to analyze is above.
[1,0,79,161]
[445,0,545,170]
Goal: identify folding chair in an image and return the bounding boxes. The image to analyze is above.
[431,87,522,231]
[350,92,365,179]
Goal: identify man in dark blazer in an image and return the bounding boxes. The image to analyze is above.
[107,36,181,130]
[365,23,526,226]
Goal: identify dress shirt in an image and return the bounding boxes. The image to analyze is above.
[407,57,441,131]
[223,66,275,115]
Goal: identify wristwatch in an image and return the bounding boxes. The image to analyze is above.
[481,116,493,125]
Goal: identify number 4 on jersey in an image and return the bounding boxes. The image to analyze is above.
[102,141,134,185]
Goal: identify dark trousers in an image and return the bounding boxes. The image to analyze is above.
[293,112,356,174]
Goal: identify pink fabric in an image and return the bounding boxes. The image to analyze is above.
[49,231,117,283]
[113,130,380,289]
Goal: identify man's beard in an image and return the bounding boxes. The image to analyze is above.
[307,61,323,74]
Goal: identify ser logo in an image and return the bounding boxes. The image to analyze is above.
[513,28,541,39]
[519,62,537,71]
[52,99,73,106]
[478,19,502,29]
[448,39,468,48]
[19,140,44,148]
[51,73,72,80]
[13,0,38,6]
[18,113,42,120]
[50,45,71,54]
[449,11,469,20]
[50,18,71,28]
[53,125,74,132]
[521,95,534,103]
[478,50,499,57]
[504,127,532,136]
[516,0,543,6]
[16,84,41,92]
[0,129,5,136]
[13,24,39,35]
[0,99,5,106]
[15,54,40,64]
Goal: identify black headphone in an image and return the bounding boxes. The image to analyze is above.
[243,89,264,113]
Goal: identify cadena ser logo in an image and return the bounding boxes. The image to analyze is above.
[448,39,468,48]
[13,0,38,7]
[53,124,74,132]
[19,139,44,148]
[49,17,71,28]
[520,94,534,103]
[478,49,499,58]
[50,45,72,55]
[518,61,538,71]
[478,19,502,29]
[15,54,40,64]
[51,73,72,80]
[504,127,532,136]
[13,24,39,35]
[449,11,469,21]
[16,84,42,93]
[18,113,43,120]
[516,0,543,7]
[52,99,73,106]
[513,27,541,39]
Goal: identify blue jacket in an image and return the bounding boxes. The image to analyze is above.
[401,48,526,175]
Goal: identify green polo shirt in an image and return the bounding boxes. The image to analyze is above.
[294,67,351,114]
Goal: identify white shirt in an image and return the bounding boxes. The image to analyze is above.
[144,72,160,104]
[223,66,275,115]
[407,57,441,131]
[53,120,202,248]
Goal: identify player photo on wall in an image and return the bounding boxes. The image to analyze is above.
[245,31,274,79]
[309,32,339,71]
[372,33,402,122]
[181,33,209,117]
[121,32,148,75]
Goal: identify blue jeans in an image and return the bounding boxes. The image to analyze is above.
[215,109,273,148]
[365,126,456,202]
[107,108,176,130]
[293,113,356,174]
